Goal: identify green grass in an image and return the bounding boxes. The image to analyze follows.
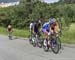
[61,23,75,44]
[0,27,7,35]
[13,29,30,37]
[0,27,30,38]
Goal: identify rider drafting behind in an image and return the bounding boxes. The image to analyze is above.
[29,19,42,37]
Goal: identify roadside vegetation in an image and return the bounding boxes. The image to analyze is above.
[61,23,75,44]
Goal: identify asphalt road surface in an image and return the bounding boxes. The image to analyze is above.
[0,35,75,60]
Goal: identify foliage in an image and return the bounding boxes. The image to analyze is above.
[0,0,75,29]
[61,23,75,44]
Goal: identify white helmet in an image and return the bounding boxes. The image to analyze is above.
[49,18,56,24]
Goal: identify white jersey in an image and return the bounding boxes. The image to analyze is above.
[29,23,34,31]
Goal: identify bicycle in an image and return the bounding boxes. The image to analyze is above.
[29,32,43,48]
[43,31,61,54]
[8,32,12,40]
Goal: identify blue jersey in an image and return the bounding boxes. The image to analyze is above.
[42,22,49,30]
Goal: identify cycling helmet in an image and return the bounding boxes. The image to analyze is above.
[49,18,56,25]
[34,19,38,23]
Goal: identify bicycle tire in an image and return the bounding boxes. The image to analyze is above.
[43,39,49,52]
[50,38,59,54]
[37,39,43,48]
[56,37,61,49]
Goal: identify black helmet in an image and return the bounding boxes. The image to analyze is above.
[31,20,34,23]
[34,19,38,23]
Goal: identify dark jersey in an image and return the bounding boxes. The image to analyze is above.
[34,24,39,33]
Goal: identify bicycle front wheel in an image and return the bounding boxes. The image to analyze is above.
[50,38,59,54]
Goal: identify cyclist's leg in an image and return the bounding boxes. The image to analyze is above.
[30,31,32,38]
[42,29,49,45]
[42,29,48,39]
[30,26,34,37]
[46,29,51,45]
[30,27,33,37]
[8,31,12,40]
[8,31,10,37]
[8,31,11,36]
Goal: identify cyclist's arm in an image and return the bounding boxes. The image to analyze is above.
[55,22,60,33]
[32,25,35,34]
[49,24,53,34]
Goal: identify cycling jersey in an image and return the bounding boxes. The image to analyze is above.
[42,21,59,33]
[34,23,39,34]
[30,22,39,33]
[29,23,34,31]
[42,22,50,33]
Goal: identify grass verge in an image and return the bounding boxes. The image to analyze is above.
[0,27,30,38]
[60,23,75,44]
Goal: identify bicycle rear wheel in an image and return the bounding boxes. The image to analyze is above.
[8,33,12,40]
[43,39,49,52]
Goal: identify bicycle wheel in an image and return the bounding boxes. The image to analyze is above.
[37,39,43,48]
[29,35,33,45]
[8,33,12,40]
[33,39,37,47]
[56,37,61,49]
[43,39,49,52]
[32,37,37,47]
[50,38,59,54]
[9,36,12,40]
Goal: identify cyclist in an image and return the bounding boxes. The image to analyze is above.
[29,20,38,37]
[30,19,42,37]
[33,20,39,36]
[42,16,60,45]
[38,20,42,35]
[7,24,13,39]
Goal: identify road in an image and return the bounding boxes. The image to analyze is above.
[0,35,75,60]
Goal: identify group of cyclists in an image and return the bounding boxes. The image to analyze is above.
[7,15,61,53]
[29,15,61,53]
[29,15,60,41]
